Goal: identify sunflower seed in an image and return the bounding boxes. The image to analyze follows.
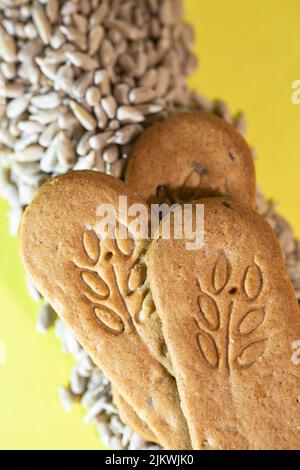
[8,206,22,236]
[129,87,157,104]
[30,107,62,125]
[0,181,20,208]
[40,142,57,173]
[214,100,233,124]
[0,128,15,148]
[18,182,37,205]
[105,19,144,41]
[24,22,38,40]
[114,83,129,105]
[31,92,61,110]
[90,3,109,26]
[89,131,113,150]
[12,161,40,179]
[234,113,247,136]
[117,106,145,123]
[83,397,106,423]
[60,26,87,50]
[109,436,123,450]
[66,51,98,71]
[35,57,58,81]
[46,0,59,24]
[160,0,175,26]
[32,4,52,45]
[2,83,26,99]
[36,303,56,334]
[118,54,136,75]
[8,118,22,138]
[101,96,117,119]
[108,124,142,145]
[6,94,30,119]
[18,38,43,62]
[100,39,115,68]
[73,13,88,34]
[102,145,119,163]
[139,68,157,88]
[70,366,88,396]
[89,25,104,56]
[97,422,112,447]
[39,122,59,148]
[56,132,76,169]
[58,387,76,413]
[72,71,94,99]
[2,19,16,36]
[156,66,170,96]
[69,100,97,131]
[76,131,93,156]
[94,152,105,172]
[94,69,111,96]
[14,144,44,163]
[0,26,17,63]
[85,86,101,107]
[25,275,41,302]
[55,63,74,94]
[14,133,39,151]
[0,62,16,80]
[18,121,43,134]
[136,103,163,115]
[73,150,96,170]
[62,328,81,355]
[46,44,76,64]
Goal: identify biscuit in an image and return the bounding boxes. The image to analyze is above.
[126,112,256,207]
[147,197,300,449]
[112,387,158,444]
[19,171,190,450]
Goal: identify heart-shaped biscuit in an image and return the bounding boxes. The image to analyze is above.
[148,197,300,449]
[20,171,190,450]
[126,112,256,207]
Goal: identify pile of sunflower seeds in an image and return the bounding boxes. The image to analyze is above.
[1,0,300,452]
[0,0,196,237]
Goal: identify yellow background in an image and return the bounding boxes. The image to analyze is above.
[1,0,300,449]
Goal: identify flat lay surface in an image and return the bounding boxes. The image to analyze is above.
[1,0,300,449]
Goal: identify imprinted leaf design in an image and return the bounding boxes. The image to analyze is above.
[128,262,147,292]
[94,305,124,335]
[196,330,219,369]
[212,253,230,293]
[236,338,267,369]
[197,293,220,331]
[242,263,263,300]
[237,307,266,336]
[83,229,100,263]
[81,271,110,299]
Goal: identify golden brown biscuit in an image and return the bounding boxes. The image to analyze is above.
[126,112,256,207]
[19,171,190,450]
[148,197,300,450]
[112,387,158,444]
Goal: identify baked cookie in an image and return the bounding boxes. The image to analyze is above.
[112,387,158,444]
[126,112,256,207]
[20,171,190,450]
[148,197,300,449]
